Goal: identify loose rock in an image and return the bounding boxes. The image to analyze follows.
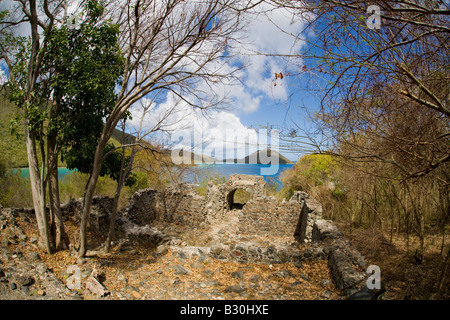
[224,285,246,294]
[231,271,244,279]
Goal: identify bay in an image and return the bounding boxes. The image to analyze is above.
[11,163,294,189]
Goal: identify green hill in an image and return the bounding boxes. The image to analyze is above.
[110,128,137,146]
[170,149,216,165]
[0,91,28,168]
[244,149,293,164]
[0,91,137,168]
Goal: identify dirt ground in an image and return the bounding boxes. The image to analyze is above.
[336,222,450,300]
[1,210,341,300]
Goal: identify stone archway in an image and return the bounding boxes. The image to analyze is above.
[206,174,267,214]
[226,188,251,210]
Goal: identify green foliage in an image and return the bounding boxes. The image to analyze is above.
[6,37,31,107]
[44,15,123,117]
[279,154,339,200]
[43,1,124,174]
[58,171,132,206]
[30,0,126,186]
[0,166,33,208]
[0,93,28,168]
[331,187,346,201]
[0,155,6,180]
[0,165,136,209]
[265,176,281,197]
[196,173,227,196]
[128,171,149,193]
[63,142,136,187]
[100,145,137,187]
[296,154,337,185]
[4,0,124,177]
[85,0,106,21]
[233,188,251,204]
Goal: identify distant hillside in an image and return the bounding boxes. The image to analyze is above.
[1,92,292,168]
[223,149,293,165]
[170,149,216,165]
[0,92,28,168]
[0,91,140,168]
[110,128,137,146]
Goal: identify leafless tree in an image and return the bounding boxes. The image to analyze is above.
[103,93,191,253]
[267,0,449,179]
[77,0,258,257]
[1,0,257,256]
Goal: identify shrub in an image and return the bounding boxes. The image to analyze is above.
[0,169,33,208]
[233,188,251,204]
[278,154,341,199]
[196,173,227,197]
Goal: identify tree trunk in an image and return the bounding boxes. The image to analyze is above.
[104,145,127,252]
[25,120,53,254]
[437,246,450,295]
[22,0,55,254]
[416,208,425,255]
[439,186,449,256]
[359,200,364,226]
[47,136,69,251]
[104,175,125,253]
[389,206,394,243]
[105,132,139,252]
[403,184,410,250]
[79,127,112,257]
[79,160,101,257]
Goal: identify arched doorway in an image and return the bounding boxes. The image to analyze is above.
[226,188,251,210]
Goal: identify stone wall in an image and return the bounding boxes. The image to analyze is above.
[120,189,160,226]
[312,219,368,297]
[161,184,208,227]
[237,191,322,241]
[291,191,323,242]
[121,184,207,228]
[118,174,321,242]
[11,175,327,251]
[59,196,173,247]
[5,174,378,298]
[238,197,302,238]
[206,174,267,216]
[63,175,324,243]
[169,241,327,266]
[60,196,114,234]
[39,175,325,246]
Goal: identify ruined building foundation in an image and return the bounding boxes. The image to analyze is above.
[10,174,372,298]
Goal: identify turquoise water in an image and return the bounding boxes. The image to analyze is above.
[11,167,75,181]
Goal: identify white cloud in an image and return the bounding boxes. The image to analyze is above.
[126,93,193,136]
[128,91,275,161]
[229,2,307,103]
[169,110,261,161]
[126,2,308,159]
[165,106,280,162]
[0,67,7,85]
[156,2,307,115]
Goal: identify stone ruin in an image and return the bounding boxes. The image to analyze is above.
[115,174,323,244]
[6,174,374,298]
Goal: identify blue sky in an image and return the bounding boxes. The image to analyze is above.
[124,2,320,162]
[0,1,321,162]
